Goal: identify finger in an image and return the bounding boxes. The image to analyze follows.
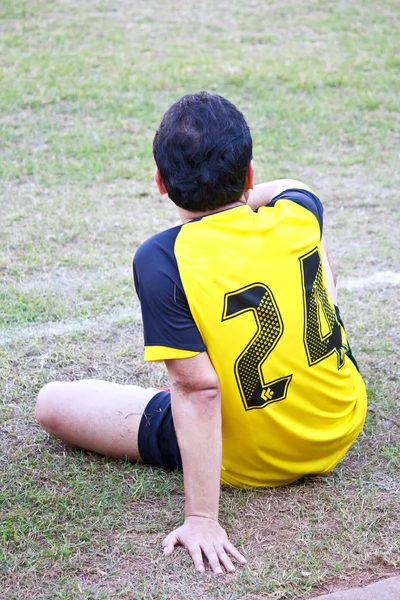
[161,531,179,556]
[224,540,247,564]
[187,544,205,573]
[203,548,223,575]
[214,545,235,573]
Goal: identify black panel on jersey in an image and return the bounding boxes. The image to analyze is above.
[269,188,324,234]
[133,225,206,353]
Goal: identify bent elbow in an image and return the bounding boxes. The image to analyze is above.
[172,381,221,413]
[194,385,220,405]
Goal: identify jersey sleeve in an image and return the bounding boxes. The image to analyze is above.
[269,188,324,234]
[133,227,206,362]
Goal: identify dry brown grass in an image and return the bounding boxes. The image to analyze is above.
[1,0,399,598]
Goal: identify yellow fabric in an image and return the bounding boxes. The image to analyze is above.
[144,346,200,362]
[148,201,367,488]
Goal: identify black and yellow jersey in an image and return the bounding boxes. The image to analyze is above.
[133,189,367,488]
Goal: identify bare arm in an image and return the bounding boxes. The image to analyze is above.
[168,352,221,521]
[162,352,246,574]
[247,179,312,211]
[322,235,338,304]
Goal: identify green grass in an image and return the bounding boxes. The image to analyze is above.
[1,0,399,598]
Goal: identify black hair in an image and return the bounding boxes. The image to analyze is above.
[153,91,252,212]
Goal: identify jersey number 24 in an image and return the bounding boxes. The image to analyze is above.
[221,247,348,411]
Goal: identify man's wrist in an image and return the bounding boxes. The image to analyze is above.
[185,513,218,521]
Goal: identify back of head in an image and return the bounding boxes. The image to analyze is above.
[153,92,252,212]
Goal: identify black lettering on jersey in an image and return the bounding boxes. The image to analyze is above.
[299,247,348,369]
[222,283,292,411]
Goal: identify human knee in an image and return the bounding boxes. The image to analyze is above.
[35,381,66,434]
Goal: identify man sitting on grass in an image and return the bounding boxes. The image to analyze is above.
[35,91,367,575]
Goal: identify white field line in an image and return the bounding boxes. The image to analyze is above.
[0,307,142,347]
[0,271,399,347]
[339,271,400,290]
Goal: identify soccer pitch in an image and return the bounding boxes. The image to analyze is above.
[1,1,399,598]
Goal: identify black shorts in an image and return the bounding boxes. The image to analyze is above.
[137,390,182,470]
[137,307,358,471]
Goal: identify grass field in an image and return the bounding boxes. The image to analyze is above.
[1,0,399,598]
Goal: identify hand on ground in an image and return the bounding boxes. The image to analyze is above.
[161,515,247,574]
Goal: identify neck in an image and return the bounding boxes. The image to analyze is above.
[178,196,247,224]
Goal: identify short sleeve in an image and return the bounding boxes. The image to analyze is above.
[269,188,323,234]
[133,227,206,362]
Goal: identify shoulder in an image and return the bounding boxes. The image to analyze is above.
[134,224,183,269]
[268,188,323,232]
[133,224,191,304]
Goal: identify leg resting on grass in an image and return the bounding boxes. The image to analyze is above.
[35,380,156,460]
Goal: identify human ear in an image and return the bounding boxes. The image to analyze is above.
[244,160,254,191]
[154,167,168,195]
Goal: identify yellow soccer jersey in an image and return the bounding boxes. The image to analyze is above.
[133,188,367,488]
